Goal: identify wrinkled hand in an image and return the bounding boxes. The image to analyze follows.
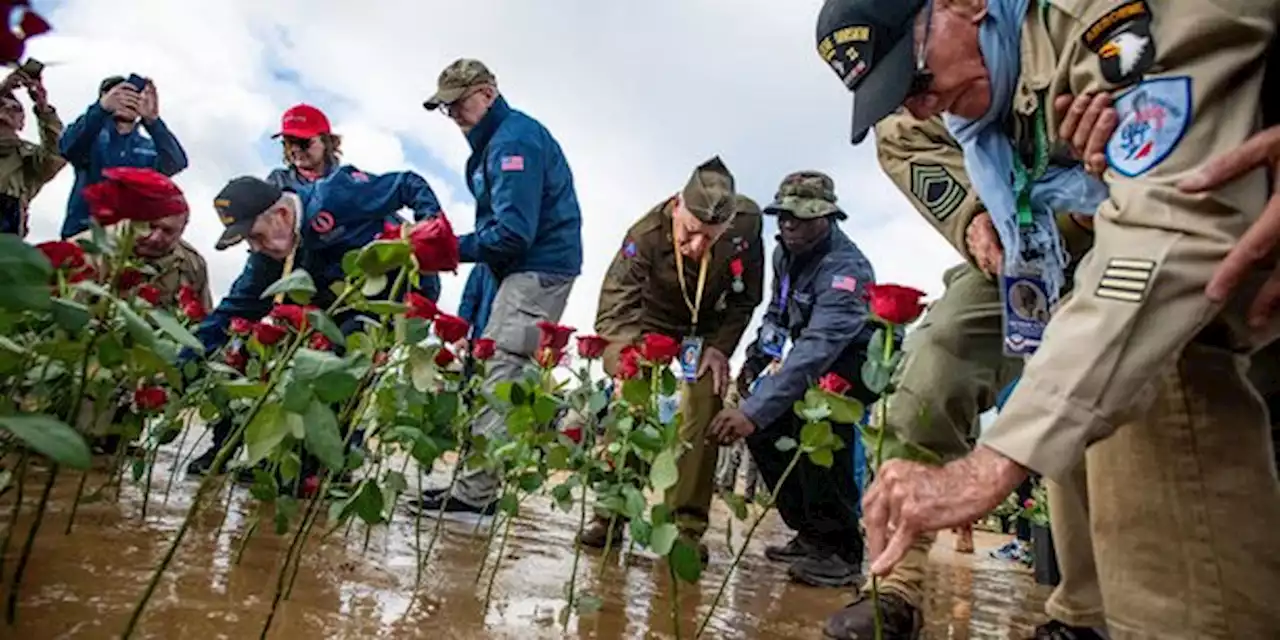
[1178,124,1280,327]
[139,81,159,122]
[698,345,729,395]
[863,446,1026,575]
[1053,92,1117,177]
[965,211,1003,276]
[99,82,140,115]
[709,407,756,445]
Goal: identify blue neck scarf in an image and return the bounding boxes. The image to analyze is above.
[944,0,1108,301]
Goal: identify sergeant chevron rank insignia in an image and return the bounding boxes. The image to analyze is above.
[909,163,966,222]
[1095,257,1155,302]
[1082,0,1156,85]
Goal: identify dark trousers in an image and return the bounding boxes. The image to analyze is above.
[747,412,864,563]
[1014,477,1034,542]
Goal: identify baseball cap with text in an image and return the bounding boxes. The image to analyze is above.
[681,156,737,225]
[213,176,284,250]
[423,59,497,110]
[815,0,928,144]
[764,171,845,220]
[273,104,331,139]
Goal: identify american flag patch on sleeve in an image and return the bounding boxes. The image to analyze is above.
[500,155,525,171]
[831,275,858,292]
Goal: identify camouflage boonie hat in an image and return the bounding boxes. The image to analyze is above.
[423,59,497,110]
[681,156,737,225]
[764,171,845,220]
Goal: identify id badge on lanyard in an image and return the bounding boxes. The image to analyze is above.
[1000,269,1050,357]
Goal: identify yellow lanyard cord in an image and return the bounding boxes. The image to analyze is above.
[673,233,710,333]
[273,207,302,305]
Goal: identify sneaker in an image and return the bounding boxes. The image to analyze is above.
[1030,620,1109,640]
[765,535,818,563]
[577,516,625,549]
[990,539,1030,562]
[824,592,922,640]
[408,492,497,518]
[788,552,862,588]
[185,446,226,476]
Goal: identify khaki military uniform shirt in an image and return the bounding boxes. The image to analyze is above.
[0,105,65,236]
[72,227,212,311]
[980,0,1279,480]
[595,196,765,375]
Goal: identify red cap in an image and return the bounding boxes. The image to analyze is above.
[273,104,331,139]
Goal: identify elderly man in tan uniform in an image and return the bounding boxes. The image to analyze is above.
[816,0,1280,638]
[0,62,64,237]
[584,157,765,557]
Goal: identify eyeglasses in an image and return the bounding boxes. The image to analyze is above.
[907,0,936,98]
[438,86,485,116]
[281,136,315,148]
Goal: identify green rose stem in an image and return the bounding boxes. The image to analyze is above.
[563,364,600,628]
[0,452,29,576]
[121,285,355,639]
[694,445,805,639]
[869,323,896,640]
[482,494,518,612]
[417,395,483,592]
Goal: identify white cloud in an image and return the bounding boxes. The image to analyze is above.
[21,0,962,361]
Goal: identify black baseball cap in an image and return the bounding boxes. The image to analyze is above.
[213,176,283,250]
[816,0,928,144]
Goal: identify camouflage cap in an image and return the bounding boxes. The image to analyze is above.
[681,156,737,225]
[764,170,845,220]
[423,59,497,111]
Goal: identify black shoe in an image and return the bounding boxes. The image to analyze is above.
[1030,620,1109,640]
[824,592,922,639]
[788,552,862,588]
[577,516,625,548]
[409,492,497,517]
[765,535,817,563]
[185,447,225,476]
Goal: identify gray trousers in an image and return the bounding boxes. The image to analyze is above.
[453,271,574,507]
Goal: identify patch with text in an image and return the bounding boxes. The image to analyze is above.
[1095,257,1155,303]
[818,24,872,88]
[1105,76,1191,177]
[1082,0,1156,85]
[909,163,966,221]
[310,210,335,234]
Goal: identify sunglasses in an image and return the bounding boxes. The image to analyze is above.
[281,135,316,148]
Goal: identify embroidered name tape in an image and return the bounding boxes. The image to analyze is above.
[1105,76,1191,177]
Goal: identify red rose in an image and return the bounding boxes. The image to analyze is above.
[866,284,927,325]
[253,322,287,346]
[134,385,167,412]
[405,292,439,320]
[373,351,390,366]
[181,300,207,322]
[224,349,247,372]
[36,240,85,270]
[562,425,584,445]
[817,372,852,395]
[433,313,470,344]
[1023,498,1035,510]
[641,333,681,365]
[472,338,496,360]
[536,347,563,369]
[177,284,199,307]
[308,333,333,351]
[137,284,162,305]
[84,167,189,225]
[434,347,456,368]
[536,320,576,351]
[730,258,744,277]
[617,345,642,380]
[576,335,608,360]
[116,267,144,291]
[67,264,97,284]
[0,6,50,66]
[229,317,254,335]
[409,214,460,274]
[378,221,403,241]
[300,475,322,499]
[269,304,310,331]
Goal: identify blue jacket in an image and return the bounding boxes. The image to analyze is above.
[190,165,443,357]
[458,263,499,339]
[740,227,879,428]
[460,96,582,279]
[57,103,189,238]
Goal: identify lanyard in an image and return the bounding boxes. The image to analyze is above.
[779,274,791,314]
[1010,90,1050,261]
[673,233,710,332]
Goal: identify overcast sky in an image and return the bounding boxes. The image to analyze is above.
[22,0,961,362]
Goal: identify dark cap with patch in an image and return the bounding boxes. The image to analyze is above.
[213,176,283,250]
[681,156,737,225]
[816,0,928,144]
[764,171,845,220]
[423,59,497,111]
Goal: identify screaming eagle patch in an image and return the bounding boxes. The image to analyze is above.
[909,163,966,222]
[1081,0,1156,85]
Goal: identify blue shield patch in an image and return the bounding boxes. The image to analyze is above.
[1105,76,1192,178]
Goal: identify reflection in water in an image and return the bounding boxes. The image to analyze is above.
[0,446,1050,639]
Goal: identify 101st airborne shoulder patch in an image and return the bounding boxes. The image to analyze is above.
[1081,0,1157,86]
[1105,76,1192,177]
[909,163,966,222]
